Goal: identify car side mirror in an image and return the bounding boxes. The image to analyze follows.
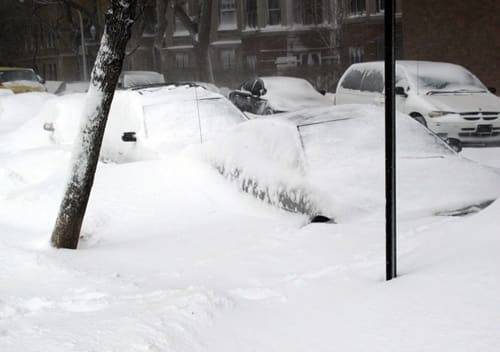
[43,122,54,132]
[122,132,137,142]
[37,75,45,84]
[318,89,327,96]
[488,87,497,94]
[395,86,408,97]
[446,138,462,153]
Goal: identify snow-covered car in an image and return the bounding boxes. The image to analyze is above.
[204,105,500,222]
[41,83,248,161]
[117,70,166,89]
[229,76,332,115]
[335,61,500,146]
[0,67,47,94]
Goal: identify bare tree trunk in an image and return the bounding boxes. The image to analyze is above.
[195,0,214,83]
[51,0,137,249]
[172,0,214,83]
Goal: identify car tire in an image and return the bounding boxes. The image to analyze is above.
[411,113,427,127]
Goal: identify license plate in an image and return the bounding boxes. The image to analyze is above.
[476,124,493,133]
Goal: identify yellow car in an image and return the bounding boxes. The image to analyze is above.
[0,67,47,94]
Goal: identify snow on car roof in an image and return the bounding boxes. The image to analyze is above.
[257,76,332,112]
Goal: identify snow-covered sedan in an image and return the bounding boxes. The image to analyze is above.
[204,105,500,222]
[336,61,500,146]
[41,83,248,162]
[229,76,332,115]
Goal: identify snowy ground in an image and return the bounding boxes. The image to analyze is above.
[1,96,499,351]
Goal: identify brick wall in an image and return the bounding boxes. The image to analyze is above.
[402,0,500,91]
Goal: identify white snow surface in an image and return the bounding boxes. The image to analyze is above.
[1,95,500,351]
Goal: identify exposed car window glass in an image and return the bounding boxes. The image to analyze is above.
[0,70,38,83]
[361,70,384,93]
[340,69,363,90]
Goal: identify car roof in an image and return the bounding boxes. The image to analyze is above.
[0,67,35,71]
[346,60,467,71]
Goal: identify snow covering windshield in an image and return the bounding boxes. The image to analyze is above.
[404,62,487,94]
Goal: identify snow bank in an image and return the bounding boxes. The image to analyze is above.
[0,92,54,133]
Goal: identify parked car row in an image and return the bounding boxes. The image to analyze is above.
[228,61,500,147]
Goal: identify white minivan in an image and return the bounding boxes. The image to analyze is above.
[335,61,500,145]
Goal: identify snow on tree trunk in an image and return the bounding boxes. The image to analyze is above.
[50,0,137,249]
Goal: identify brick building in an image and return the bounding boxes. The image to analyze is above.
[147,0,402,90]
[402,0,500,91]
[0,0,106,82]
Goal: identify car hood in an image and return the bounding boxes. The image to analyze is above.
[0,81,46,94]
[424,93,500,112]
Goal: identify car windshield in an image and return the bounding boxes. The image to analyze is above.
[121,72,165,89]
[0,69,38,83]
[404,63,487,94]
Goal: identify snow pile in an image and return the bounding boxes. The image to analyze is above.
[1,98,500,351]
[0,89,13,96]
[0,92,54,133]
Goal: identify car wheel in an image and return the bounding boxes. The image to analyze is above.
[411,113,427,127]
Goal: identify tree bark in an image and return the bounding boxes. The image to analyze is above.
[51,0,137,249]
[172,0,214,83]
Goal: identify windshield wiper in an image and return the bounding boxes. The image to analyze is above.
[427,89,486,95]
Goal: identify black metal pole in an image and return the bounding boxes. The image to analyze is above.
[385,0,397,281]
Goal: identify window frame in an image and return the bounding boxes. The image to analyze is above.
[267,0,282,26]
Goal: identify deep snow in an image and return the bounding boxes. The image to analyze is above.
[1,94,499,351]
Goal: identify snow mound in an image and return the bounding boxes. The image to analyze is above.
[0,92,54,133]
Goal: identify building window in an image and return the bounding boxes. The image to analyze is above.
[175,52,190,69]
[47,30,56,49]
[219,0,237,30]
[221,49,236,69]
[348,0,366,16]
[143,3,158,35]
[267,0,281,25]
[297,52,322,66]
[246,0,258,28]
[174,3,189,35]
[246,55,257,71]
[349,47,364,63]
[296,0,323,25]
[376,0,384,12]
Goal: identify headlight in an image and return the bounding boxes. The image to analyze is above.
[428,111,455,118]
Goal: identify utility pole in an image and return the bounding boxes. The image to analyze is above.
[385,0,397,281]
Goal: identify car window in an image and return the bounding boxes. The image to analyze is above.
[340,68,363,90]
[0,69,38,83]
[360,69,384,93]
